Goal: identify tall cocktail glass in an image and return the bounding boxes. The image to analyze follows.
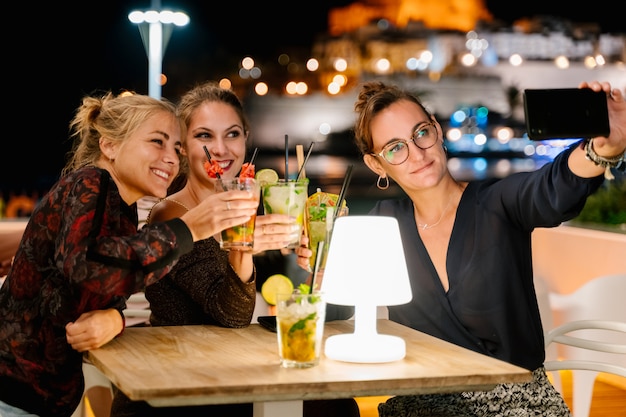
[261,178,309,249]
[216,177,260,251]
[306,204,348,271]
[276,290,326,368]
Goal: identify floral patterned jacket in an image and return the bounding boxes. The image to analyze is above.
[0,167,193,416]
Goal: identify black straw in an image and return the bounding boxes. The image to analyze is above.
[204,145,227,191]
[203,146,218,178]
[296,142,315,180]
[284,135,289,181]
[333,164,353,221]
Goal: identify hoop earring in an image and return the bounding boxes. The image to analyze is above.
[377,176,389,190]
[443,143,448,153]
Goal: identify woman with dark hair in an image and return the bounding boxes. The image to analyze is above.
[350,80,625,416]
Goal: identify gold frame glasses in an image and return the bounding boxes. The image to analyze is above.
[372,122,438,165]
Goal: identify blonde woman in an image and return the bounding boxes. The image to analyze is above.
[0,91,257,417]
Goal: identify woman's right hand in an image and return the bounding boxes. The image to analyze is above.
[252,214,300,254]
[181,190,259,241]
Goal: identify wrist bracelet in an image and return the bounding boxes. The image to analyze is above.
[584,139,625,167]
[584,139,625,180]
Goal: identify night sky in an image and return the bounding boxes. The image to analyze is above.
[2,0,622,193]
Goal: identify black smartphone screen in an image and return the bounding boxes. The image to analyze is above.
[523,88,610,141]
[257,316,277,332]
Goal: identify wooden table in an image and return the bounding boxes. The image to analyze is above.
[88,319,532,417]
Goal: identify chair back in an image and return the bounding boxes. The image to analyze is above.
[123,292,151,326]
[549,273,626,322]
[544,319,626,375]
[545,273,626,417]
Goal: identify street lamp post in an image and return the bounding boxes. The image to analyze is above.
[128,1,189,99]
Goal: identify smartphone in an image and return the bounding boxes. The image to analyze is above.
[257,315,277,332]
[523,88,610,141]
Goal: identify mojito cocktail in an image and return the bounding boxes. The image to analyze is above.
[261,178,309,249]
[276,290,326,368]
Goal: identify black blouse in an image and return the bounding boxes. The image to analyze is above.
[370,143,604,371]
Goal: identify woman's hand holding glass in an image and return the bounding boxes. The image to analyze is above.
[252,214,301,254]
[180,190,259,242]
[294,235,313,272]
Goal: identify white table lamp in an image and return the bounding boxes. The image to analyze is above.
[321,216,412,363]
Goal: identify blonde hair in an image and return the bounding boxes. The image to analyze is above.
[62,91,181,176]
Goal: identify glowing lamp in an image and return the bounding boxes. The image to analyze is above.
[321,216,412,363]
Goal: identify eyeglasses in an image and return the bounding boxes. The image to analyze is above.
[372,122,438,165]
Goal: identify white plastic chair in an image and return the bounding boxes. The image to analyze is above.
[71,361,113,417]
[123,292,151,326]
[544,320,626,417]
[545,273,626,417]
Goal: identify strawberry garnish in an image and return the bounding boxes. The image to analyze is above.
[204,160,224,178]
[239,162,255,179]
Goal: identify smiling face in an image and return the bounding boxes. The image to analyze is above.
[186,101,248,185]
[364,99,448,193]
[104,110,182,204]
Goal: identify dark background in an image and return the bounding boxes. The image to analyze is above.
[2,0,622,194]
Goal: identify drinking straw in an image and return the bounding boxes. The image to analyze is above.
[310,240,324,293]
[284,134,289,181]
[333,164,353,222]
[296,142,315,181]
[249,147,259,166]
[203,146,219,179]
[296,145,306,179]
[324,206,335,256]
[326,206,335,234]
[204,145,227,190]
[296,144,309,240]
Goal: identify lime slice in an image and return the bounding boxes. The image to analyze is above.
[261,274,293,305]
[255,168,279,186]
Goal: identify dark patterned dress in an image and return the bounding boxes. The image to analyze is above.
[0,167,193,417]
[146,236,257,327]
[374,142,604,417]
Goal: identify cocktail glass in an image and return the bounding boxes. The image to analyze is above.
[276,290,326,368]
[216,177,260,251]
[261,178,309,249]
[307,205,349,271]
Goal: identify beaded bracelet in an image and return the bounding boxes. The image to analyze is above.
[584,139,626,180]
